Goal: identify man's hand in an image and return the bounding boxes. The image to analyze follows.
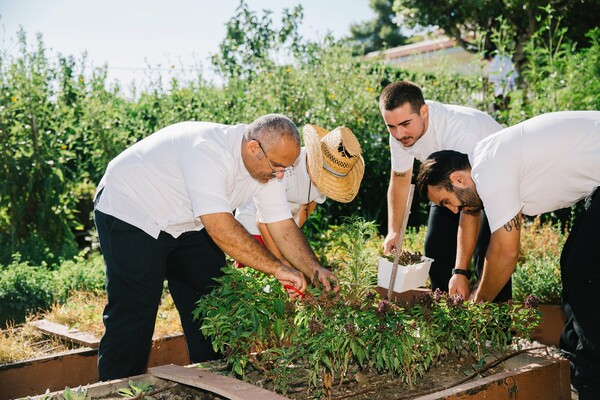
[448,274,471,299]
[274,264,308,300]
[382,232,398,255]
[312,266,340,293]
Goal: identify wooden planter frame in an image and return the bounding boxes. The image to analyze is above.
[0,320,189,400]
[22,355,571,400]
[1,306,570,400]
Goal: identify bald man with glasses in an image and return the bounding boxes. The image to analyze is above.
[93,114,338,381]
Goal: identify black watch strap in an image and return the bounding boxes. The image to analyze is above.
[452,268,472,279]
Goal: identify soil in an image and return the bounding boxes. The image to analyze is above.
[90,343,566,400]
[97,382,226,400]
[86,354,494,400]
[198,342,565,400]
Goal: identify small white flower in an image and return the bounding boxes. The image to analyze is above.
[263,284,272,293]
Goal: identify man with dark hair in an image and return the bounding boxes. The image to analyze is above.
[94,114,338,381]
[416,111,600,399]
[379,80,508,300]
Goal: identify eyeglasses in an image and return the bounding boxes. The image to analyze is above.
[254,138,295,176]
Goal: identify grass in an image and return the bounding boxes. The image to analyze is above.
[0,321,71,365]
[518,217,565,262]
[45,290,183,339]
[0,290,183,365]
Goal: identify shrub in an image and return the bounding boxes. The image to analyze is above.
[53,250,106,302]
[513,218,565,304]
[0,255,57,326]
[513,257,562,305]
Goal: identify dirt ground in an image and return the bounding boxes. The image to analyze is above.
[97,383,225,400]
[204,343,566,400]
[84,342,572,400]
[268,352,512,400]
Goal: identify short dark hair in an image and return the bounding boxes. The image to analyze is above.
[379,81,425,114]
[416,150,472,200]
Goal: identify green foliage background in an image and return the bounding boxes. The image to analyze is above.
[0,3,598,271]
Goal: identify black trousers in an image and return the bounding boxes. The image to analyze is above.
[560,192,600,398]
[94,210,224,381]
[424,203,512,302]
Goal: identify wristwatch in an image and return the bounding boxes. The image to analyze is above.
[452,268,472,279]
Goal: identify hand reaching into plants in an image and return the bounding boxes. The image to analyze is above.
[312,266,340,293]
[274,263,307,299]
[449,274,471,300]
[382,231,399,255]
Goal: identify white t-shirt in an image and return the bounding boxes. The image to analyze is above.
[390,100,503,172]
[235,147,326,234]
[470,111,600,233]
[95,121,292,239]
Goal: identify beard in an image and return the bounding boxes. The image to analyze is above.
[454,186,483,214]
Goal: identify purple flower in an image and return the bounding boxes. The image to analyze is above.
[524,295,539,309]
[308,318,324,334]
[395,322,405,334]
[344,323,357,335]
[377,300,392,316]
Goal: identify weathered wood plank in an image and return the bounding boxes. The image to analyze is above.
[148,364,290,400]
[30,319,100,348]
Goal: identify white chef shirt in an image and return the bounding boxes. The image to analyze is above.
[470,111,600,233]
[95,121,292,239]
[390,100,503,172]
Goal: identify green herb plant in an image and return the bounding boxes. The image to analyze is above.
[381,250,424,265]
[193,267,295,378]
[61,386,90,400]
[195,220,542,396]
[118,380,154,399]
[319,216,380,302]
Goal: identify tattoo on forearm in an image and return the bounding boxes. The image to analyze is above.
[503,215,522,232]
[394,171,407,177]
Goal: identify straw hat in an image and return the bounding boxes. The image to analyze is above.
[303,124,365,203]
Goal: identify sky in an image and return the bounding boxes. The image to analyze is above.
[0,0,374,92]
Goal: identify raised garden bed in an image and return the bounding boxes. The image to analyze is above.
[0,320,188,400]
[1,295,570,400]
[27,364,288,400]
[3,218,573,399]
[24,353,570,400]
[531,304,566,348]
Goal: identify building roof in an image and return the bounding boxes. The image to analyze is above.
[363,37,458,61]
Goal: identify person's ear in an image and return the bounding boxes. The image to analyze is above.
[420,103,429,119]
[247,139,261,158]
[449,170,469,188]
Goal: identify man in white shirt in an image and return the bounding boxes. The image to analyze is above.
[93,114,338,381]
[416,110,600,399]
[380,81,508,301]
[235,124,364,266]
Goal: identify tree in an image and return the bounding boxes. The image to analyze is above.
[211,0,307,81]
[392,0,600,68]
[349,0,407,54]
